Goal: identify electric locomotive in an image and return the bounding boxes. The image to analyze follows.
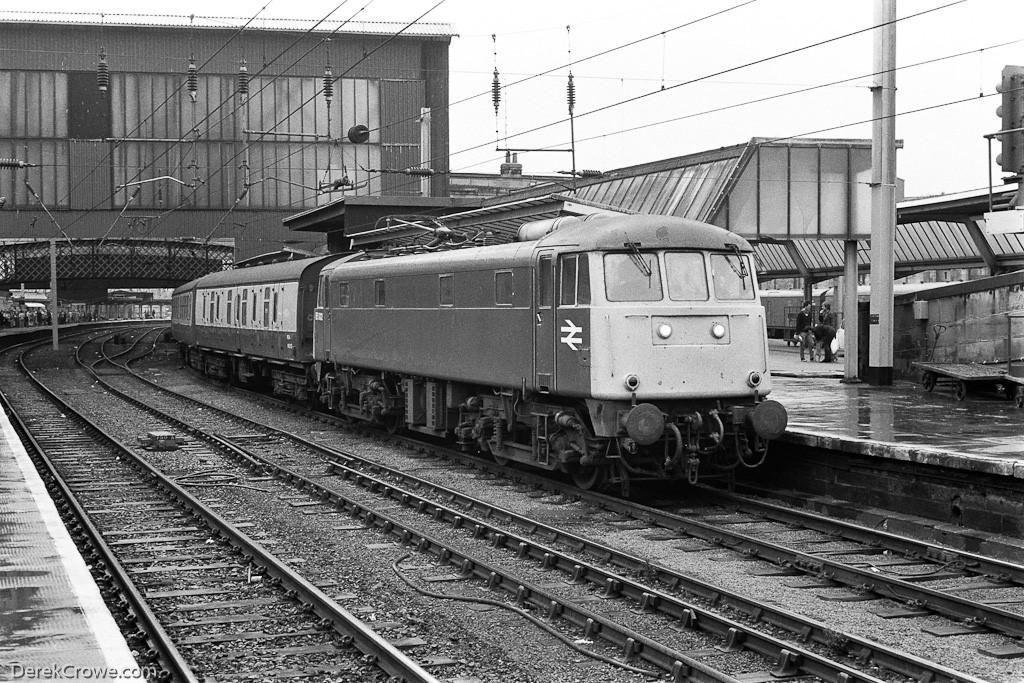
[312,213,786,491]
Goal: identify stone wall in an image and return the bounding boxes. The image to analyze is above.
[892,270,1024,377]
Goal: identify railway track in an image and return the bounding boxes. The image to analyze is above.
[3,331,441,683]
[160,342,1024,650]
[70,326,1015,682]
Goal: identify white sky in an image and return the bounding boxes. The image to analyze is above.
[14,0,1024,198]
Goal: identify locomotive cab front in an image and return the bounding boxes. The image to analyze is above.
[532,216,787,486]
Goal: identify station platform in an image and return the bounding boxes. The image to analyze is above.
[0,406,144,679]
[767,339,1024,479]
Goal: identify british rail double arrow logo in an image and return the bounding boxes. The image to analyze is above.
[560,319,583,351]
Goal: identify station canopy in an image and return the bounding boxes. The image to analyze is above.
[317,138,1024,281]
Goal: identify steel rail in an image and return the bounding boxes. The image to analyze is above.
[88,330,741,681]
[313,459,981,683]
[700,485,1024,586]
[580,486,1024,639]
[33,335,445,683]
[100,339,992,683]
[1,354,197,682]
[700,483,1024,585]
[218,441,858,683]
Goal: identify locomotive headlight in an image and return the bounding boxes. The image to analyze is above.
[747,371,762,387]
[656,323,672,339]
[711,323,726,339]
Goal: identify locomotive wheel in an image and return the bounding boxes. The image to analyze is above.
[921,371,936,392]
[570,464,606,490]
[954,380,968,401]
[491,452,510,467]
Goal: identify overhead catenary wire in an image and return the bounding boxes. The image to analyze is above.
[91,0,880,223]
[312,3,989,201]
[520,38,1024,172]
[192,0,450,242]
[49,0,278,235]
[258,0,973,205]
[54,0,363,237]
[197,0,764,214]
[435,0,969,169]
[148,0,383,232]
[27,0,979,246]
[366,85,1012,206]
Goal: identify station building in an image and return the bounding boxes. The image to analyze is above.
[0,15,455,259]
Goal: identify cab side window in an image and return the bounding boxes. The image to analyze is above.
[559,254,590,306]
[537,256,553,308]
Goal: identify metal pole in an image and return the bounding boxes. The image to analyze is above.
[49,239,58,350]
[868,0,897,385]
[420,107,432,197]
[843,240,860,382]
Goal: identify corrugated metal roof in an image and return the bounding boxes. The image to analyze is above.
[572,157,739,222]
[0,13,455,37]
[751,219,1024,279]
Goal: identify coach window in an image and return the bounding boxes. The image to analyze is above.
[604,252,663,301]
[337,282,349,306]
[263,287,270,325]
[538,256,553,307]
[439,275,454,307]
[559,254,590,306]
[251,288,257,323]
[241,289,248,324]
[235,293,241,324]
[665,252,709,301]
[272,290,279,324]
[495,271,513,306]
[374,280,386,306]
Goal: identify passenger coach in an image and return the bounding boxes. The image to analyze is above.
[172,254,360,400]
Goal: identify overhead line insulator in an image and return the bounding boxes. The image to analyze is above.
[491,69,501,115]
[97,48,109,95]
[323,65,334,104]
[187,55,199,103]
[237,61,249,97]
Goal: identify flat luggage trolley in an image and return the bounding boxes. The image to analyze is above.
[912,312,1024,406]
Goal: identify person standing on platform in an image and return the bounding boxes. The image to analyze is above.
[816,302,838,362]
[795,301,816,361]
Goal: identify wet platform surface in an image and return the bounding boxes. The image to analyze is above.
[0,406,142,678]
[767,340,1024,477]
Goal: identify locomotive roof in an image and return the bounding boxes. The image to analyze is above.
[321,215,753,280]
[324,241,535,278]
[177,254,347,293]
[534,215,754,252]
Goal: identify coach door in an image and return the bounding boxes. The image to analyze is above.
[534,252,555,392]
[313,273,330,360]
